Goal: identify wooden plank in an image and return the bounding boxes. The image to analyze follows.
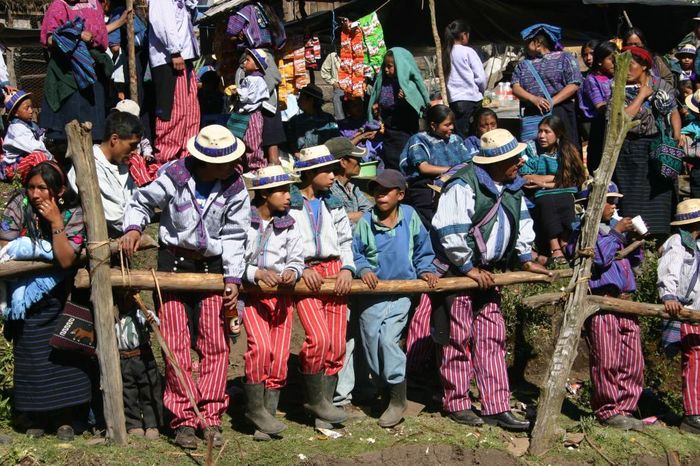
[73,269,573,294]
[66,120,127,445]
[529,52,641,456]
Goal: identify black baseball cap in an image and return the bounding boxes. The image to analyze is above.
[324,137,367,159]
[368,169,407,192]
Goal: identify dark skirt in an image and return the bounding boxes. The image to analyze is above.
[405,178,436,230]
[522,99,580,151]
[39,59,108,143]
[10,296,92,412]
[262,106,286,147]
[586,114,606,173]
[531,192,575,254]
[613,137,676,235]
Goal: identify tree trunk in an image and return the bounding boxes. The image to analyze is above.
[529,52,640,456]
[428,0,448,103]
[65,121,128,445]
[74,269,573,294]
[126,0,138,100]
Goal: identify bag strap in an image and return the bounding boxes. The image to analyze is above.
[469,193,504,265]
[525,60,553,106]
[680,250,700,304]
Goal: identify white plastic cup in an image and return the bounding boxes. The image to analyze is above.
[631,215,648,236]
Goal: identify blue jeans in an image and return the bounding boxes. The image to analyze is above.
[359,297,411,386]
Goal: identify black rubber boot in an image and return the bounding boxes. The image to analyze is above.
[264,389,281,416]
[244,383,286,435]
[378,381,407,428]
[302,372,347,424]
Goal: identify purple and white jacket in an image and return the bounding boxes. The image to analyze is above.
[123,158,251,284]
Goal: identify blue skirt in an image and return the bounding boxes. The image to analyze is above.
[10,295,92,412]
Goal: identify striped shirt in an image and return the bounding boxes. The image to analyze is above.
[329,179,373,218]
[658,233,700,310]
[432,179,534,273]
[243,207,305,283]
[512,51,582,98]
[123,157,251,283]
[288,187,355,273]
[399,132,473,181]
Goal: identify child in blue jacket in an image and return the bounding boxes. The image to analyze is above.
[352,169,438,428]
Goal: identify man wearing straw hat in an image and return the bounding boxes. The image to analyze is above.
[289,144,355,427]
[432,128,550,431]
[240,165,304,438]
[121,125,250,448]
[658,198,700,435]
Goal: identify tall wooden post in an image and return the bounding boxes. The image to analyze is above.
[528,52,640,455]
[126,0,138,101]
[65,121,128,445]
[428,0,448,103]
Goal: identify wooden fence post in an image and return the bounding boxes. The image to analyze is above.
[126,0,138,101]
[528,52,639,455]
[428,0,448,103]
[65,120,128,445]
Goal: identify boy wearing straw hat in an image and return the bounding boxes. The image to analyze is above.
[120,125,251,449]
[1,90,53,180]
[432,128,550,431]
[567,182,645,430]
[676,45,697,82]
[289,144,354,427]
[658,198,700,435]
[352,169,438,427]
[240,165,304,437]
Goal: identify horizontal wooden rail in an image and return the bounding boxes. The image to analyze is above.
[0,234,157,279]
[73,268,574,295]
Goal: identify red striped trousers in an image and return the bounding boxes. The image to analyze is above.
[586,311,644,421]
[243,110,266,171]
[295,259,348,376]
[243,294,293,389]
[159,292,229,429]
[440,291,511,415]
[406,293,436,374]
[155,68,200,164]
[681,323,700,416]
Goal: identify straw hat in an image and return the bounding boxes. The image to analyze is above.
[113,99,140,117]
[687,89,700,114]
[676,44,697,58]
[670,198,700,226]
[186,125,245,164]
[4,90,31,118]
[472,129,527,164]
[575,180,623,203]
[294,144,339,172]
[244,165,299,190]
[245,48,269,71]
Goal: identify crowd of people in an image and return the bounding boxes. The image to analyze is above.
[2,0,700,451]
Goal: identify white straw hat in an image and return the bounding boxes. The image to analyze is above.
[243,165,299,190]
[186,125,245,164]
[687,89,700,114]
[670,198,700,226]
[294,144,339,172]
[472,129,527,164]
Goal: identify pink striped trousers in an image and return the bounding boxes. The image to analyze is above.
[406,293,436,374]
[586,311,644,421]
[681,323,700,416]
[243,110,266,171]
[440,291,511,415]
[159,292,229,429]
[295,259,348,376]
[243,294,293,389]
[154,68,200,164]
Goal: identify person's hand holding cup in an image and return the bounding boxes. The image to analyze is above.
[630,215,648,237]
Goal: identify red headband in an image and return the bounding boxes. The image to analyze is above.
[622,46,653,68]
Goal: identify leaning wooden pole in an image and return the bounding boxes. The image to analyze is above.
[428,0,448,102]
[126,0,138,101]
[66,121,128,445]
[529,52,639,455]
